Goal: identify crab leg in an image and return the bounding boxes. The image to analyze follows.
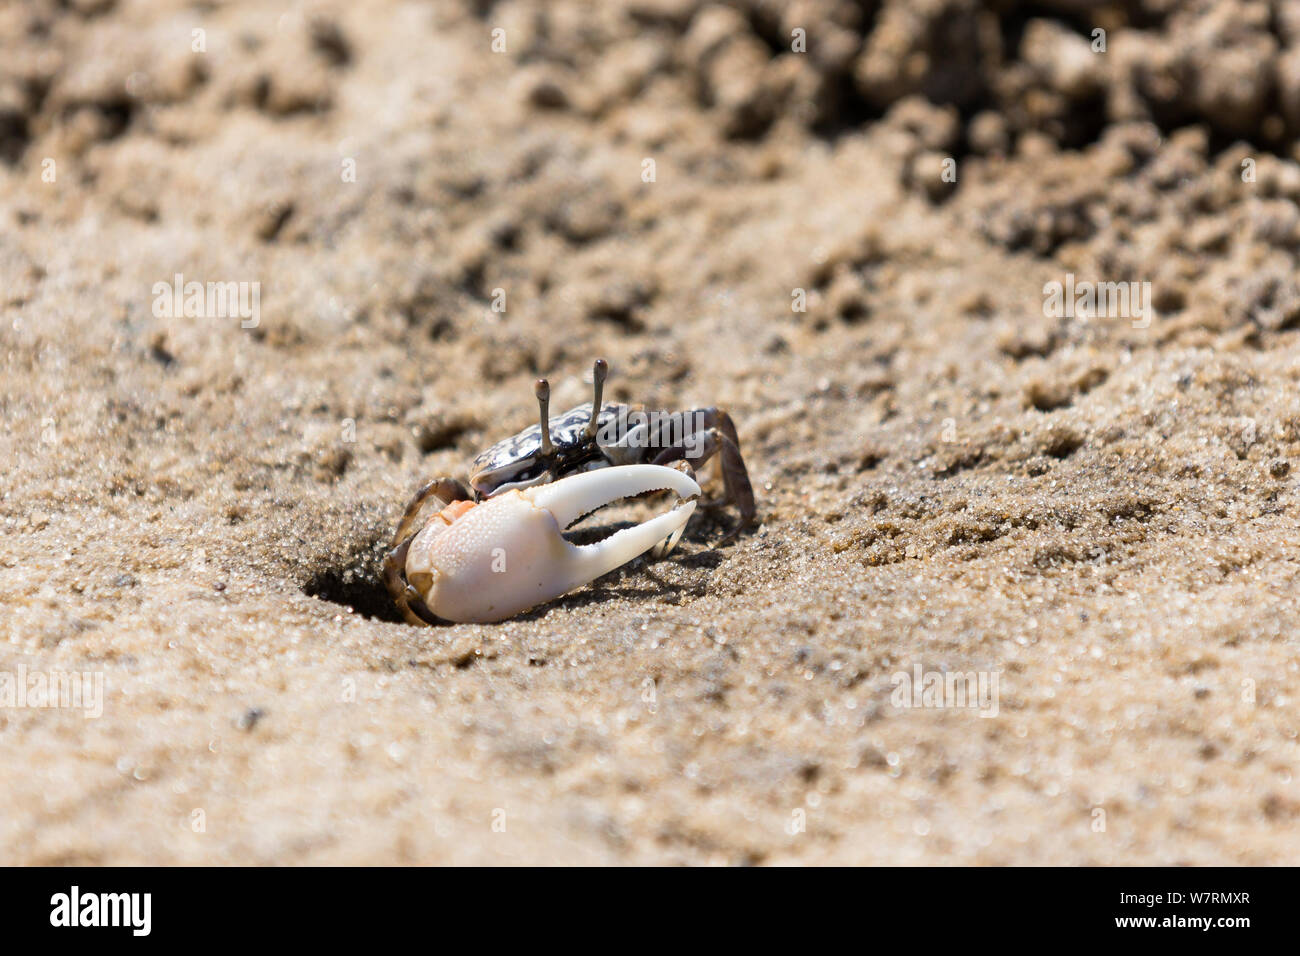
[404,464,700,623]
[649,408,756,524]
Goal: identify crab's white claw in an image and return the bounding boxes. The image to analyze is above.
[405,464,700,624]
[524,464,700,594]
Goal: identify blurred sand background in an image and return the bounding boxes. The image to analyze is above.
[3,0,1300,864]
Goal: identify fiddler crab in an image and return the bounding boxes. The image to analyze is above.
[383,358,756,624]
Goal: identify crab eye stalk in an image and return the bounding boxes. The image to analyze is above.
[534,377,555,457]
[583,357,608,440]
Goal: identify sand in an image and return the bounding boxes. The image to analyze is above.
[2,0,1299,864]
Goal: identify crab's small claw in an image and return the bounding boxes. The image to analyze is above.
[404,464,700,623]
